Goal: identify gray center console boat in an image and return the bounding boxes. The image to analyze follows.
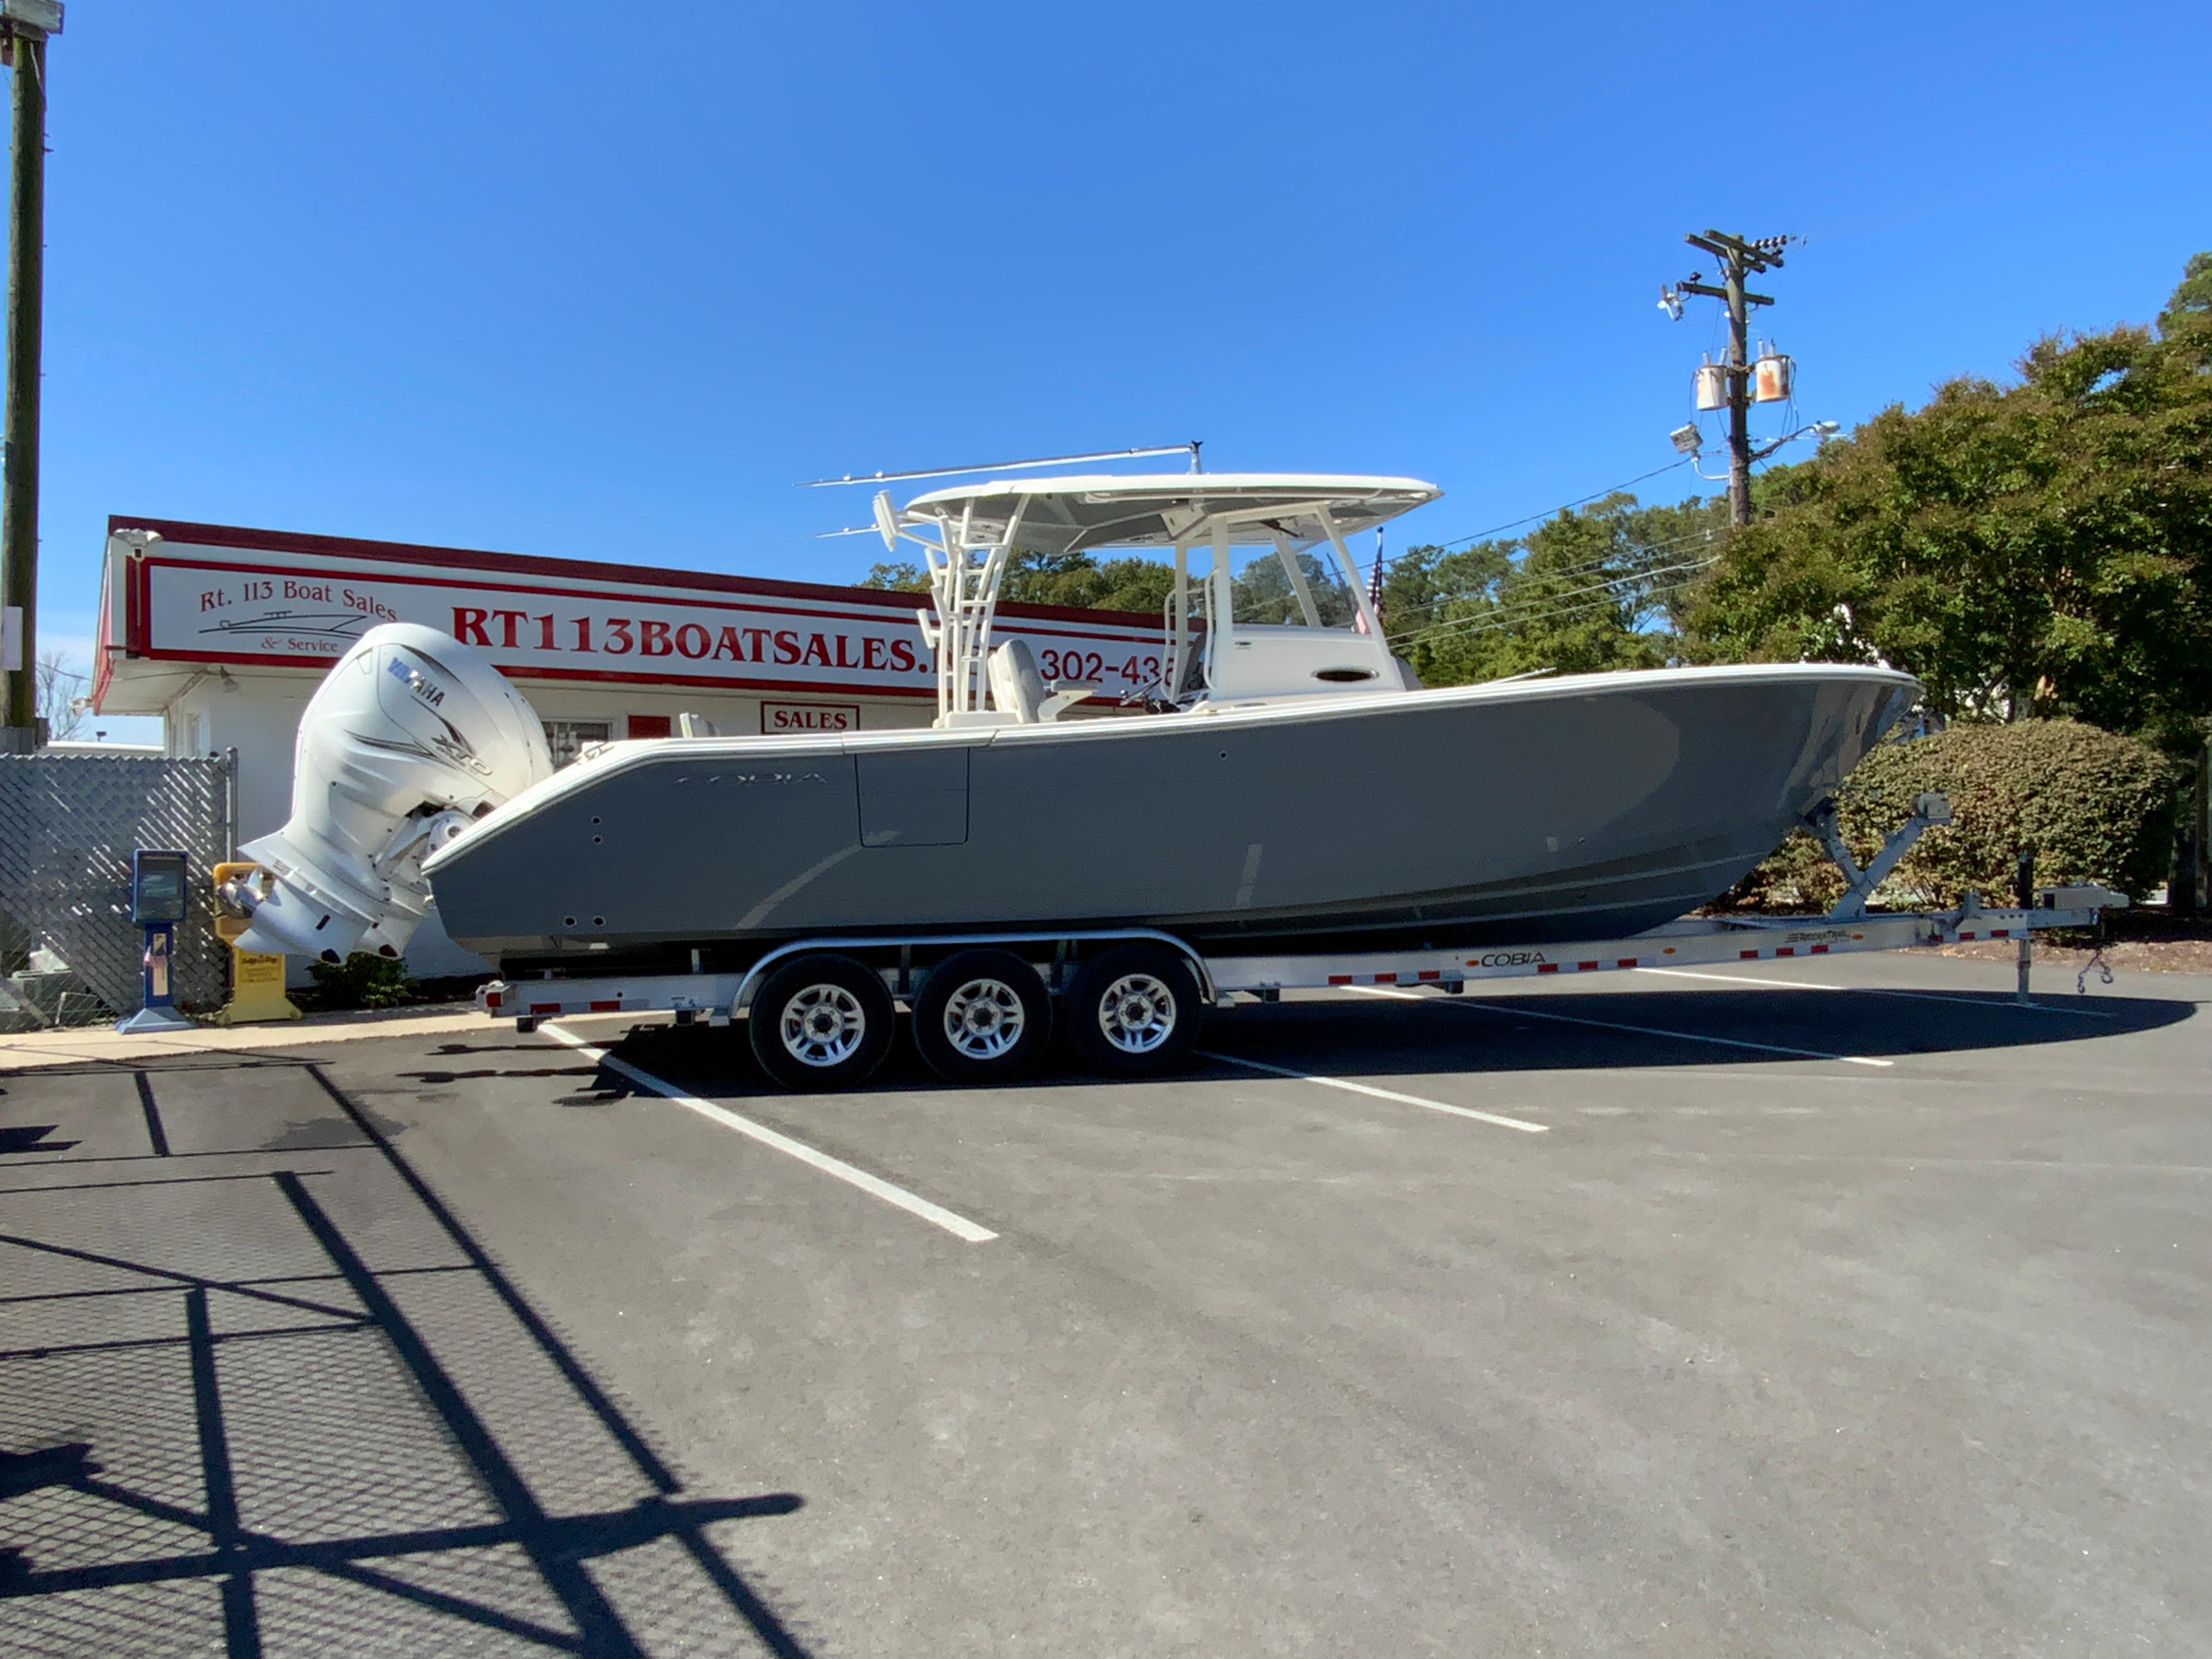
[420,473,1914,962]
[232,471,1916,1086]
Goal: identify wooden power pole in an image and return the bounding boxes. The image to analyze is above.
[0,1,57,753]
[1678,230,1790,527]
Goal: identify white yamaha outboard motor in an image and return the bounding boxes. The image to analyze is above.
[232,623,552,962]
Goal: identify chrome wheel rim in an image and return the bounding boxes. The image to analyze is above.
[780,984,866,1068]
[941,977,1026,1061]
[1097,973,1176,1056]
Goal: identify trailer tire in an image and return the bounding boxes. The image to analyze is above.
[747,954,895,1092]
[1065,944,1203,1077]
[911,949,1052,1085]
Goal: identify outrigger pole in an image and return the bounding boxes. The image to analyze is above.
[798,442,1201,489]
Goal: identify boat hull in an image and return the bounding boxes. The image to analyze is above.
[424,663,1917,964]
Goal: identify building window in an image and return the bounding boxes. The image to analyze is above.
[542,720,612,768]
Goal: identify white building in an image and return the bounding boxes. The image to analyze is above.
[92,516,1158,975]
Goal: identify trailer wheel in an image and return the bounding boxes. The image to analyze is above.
[747,954,894,1092]
[911,949,1051,1085]
[1065,944,1203,1076]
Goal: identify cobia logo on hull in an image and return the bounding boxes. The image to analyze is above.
[1470,949,1548,967]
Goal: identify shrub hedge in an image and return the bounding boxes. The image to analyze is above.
[304,951,415,1012]
[1712,718,2179,913]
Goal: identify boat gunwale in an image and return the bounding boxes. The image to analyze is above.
[425,661,1918,872]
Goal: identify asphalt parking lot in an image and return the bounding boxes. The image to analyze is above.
[4,952,2209,1656]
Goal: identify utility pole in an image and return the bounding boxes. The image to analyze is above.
[1675,230,1790,527]
[0,0,58,753]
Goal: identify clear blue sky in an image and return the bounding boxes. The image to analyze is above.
[33,0,2211,735]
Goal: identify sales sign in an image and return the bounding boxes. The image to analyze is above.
[761,701,861,734]
[116,532,1165,703]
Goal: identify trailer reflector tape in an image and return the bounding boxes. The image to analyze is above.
[1617,958,1638,968]
[1741,950,1759,960]
[1328,975,1352,985]
[1374,974,1396,984]
[529,1002,561,1015]
[1810,945,1829,954]
[1537,963,1559,974]
[1417,970,1440,981]
[589,999,622,1012]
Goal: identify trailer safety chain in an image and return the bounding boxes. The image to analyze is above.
[2076,945,2113,995]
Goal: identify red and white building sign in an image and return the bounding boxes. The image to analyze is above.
[91,518,1165,979]
[99,517,1162,705]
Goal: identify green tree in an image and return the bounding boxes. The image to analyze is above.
[1383,492,1728,686]
[1687,253,2212,752]
[857,560,928,591]
[2160,250,2212,333]
[1002,550,1176,615]
[858,550,1173,615]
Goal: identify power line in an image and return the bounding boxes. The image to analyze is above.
[1400,571,1717,651]
[1393,524,1722,611]
[1397,456,1701,564]
[1386,555,1721,650]
[1451,591,1679,643]
[1407,554,1717,638]
[1224,527,1712,628]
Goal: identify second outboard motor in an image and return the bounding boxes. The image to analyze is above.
[231,623,552,962]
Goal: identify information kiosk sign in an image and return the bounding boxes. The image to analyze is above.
[116,849,197,1034]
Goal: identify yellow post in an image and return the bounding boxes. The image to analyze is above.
[211,861,302,1024]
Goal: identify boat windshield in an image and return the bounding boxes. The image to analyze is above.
[1224,542,1362,629]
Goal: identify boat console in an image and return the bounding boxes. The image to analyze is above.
[873,473,1441,723]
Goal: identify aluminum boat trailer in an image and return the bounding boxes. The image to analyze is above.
[481,883,2128,1093]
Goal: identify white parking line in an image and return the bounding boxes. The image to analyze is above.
[541,1023,998,1244]
[1633,964,2114,1018]
[1347,984,1896,1068]
[1198,1050,1550,1133]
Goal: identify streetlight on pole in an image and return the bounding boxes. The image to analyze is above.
[0,0,58,753]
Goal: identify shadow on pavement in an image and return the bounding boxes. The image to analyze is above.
[0,1059,812,1657]
[590,981,2194,1102]
[1189,984,2197,1075]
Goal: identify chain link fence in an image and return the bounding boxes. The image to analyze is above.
[0,752,234,1025]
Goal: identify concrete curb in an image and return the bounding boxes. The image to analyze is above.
[0,1002,499,1071]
